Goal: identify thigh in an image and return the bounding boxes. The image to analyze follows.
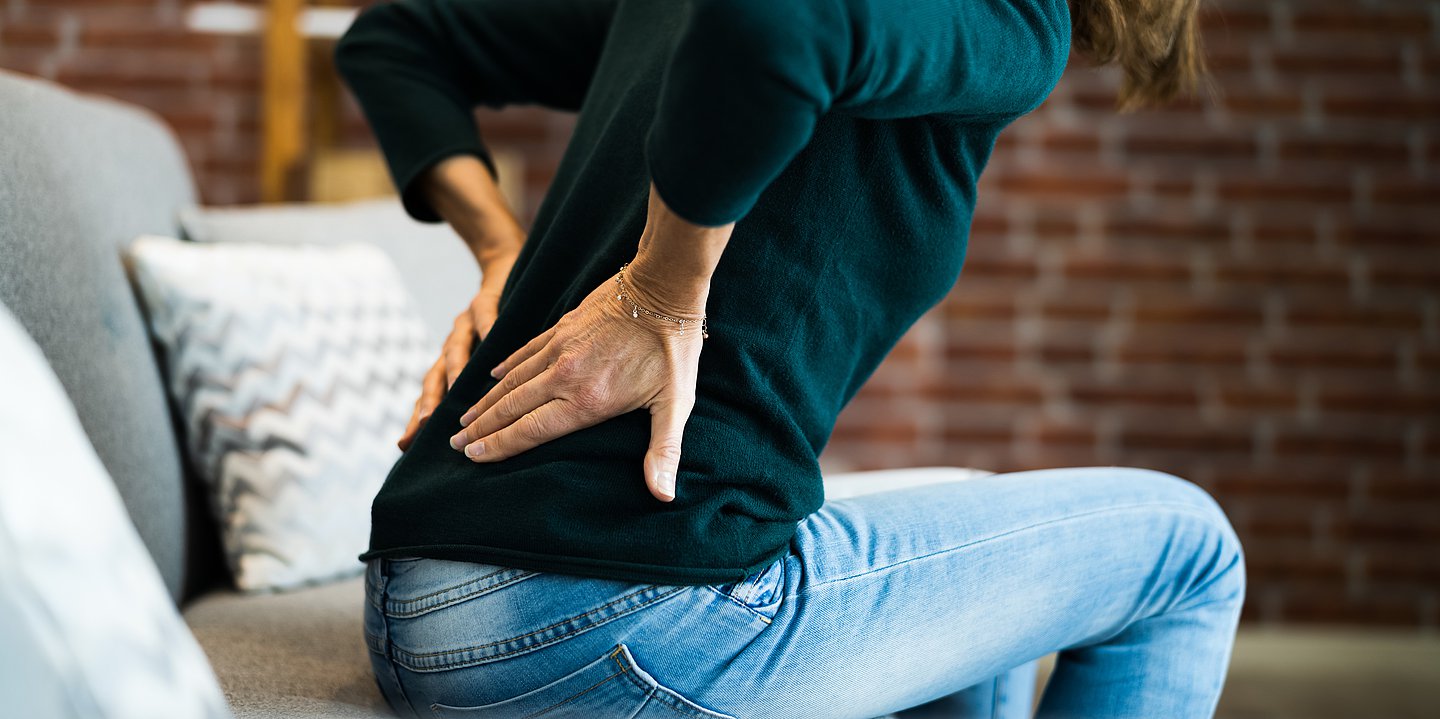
[698,465,1244,718]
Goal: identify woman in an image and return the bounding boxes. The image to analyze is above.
[335,0,1241,717]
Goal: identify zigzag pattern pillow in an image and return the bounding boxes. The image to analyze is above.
[126,235,431,592]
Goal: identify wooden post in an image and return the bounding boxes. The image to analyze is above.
[261,0,306,202]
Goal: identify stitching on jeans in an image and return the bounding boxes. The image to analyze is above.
[386,570,536,618]
[449,662,627,719]
[801,501,1228,593]
[376,574,421,718]
[703,586,773,624]
[391,586,689,671]
[390,567,512,605]
[400,585,669,658]
[613,651,729,719]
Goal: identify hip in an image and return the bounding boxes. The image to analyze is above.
[362,553,787,718]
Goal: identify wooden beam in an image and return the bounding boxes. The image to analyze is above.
[261,0,306,202]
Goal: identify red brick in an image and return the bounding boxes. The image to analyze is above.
[1275,136,1411,166]
[1271,46,1407,78]
[1245,543,1349,583]
[1113,326,1256,366]
[1366,552,1440,585]
[1216,175,1353,205]
[990,167,1131,200]
[1125,131,1259,161]
[1291,8,1434,37]
[1278,592,1427,627]
[1331,506,1440,544]
[1104,211,1231,244]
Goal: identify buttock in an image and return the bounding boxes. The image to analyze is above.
[363,554,790,718]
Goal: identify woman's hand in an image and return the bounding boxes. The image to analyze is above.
[396,240,521,452]
[446,256,709,502]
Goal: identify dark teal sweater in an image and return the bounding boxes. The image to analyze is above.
[336,0,1069,584]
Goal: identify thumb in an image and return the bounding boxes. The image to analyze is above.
[644,396,692,502]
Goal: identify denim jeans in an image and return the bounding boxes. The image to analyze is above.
[362,466,1245,719]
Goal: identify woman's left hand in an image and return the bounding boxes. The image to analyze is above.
[446,257,708,502]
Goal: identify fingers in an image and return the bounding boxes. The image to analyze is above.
[398,357,447,451]
[455,396,601,463]
[443,310,476,389]
[643,395,694,502]
[488,324,557,381]
[451,347,557,451]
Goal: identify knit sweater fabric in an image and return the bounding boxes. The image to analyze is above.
[335,0,1070,585]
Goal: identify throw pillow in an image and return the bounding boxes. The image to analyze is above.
[124,235,431,592]
[0,301,232,719]
[178,198,482,349]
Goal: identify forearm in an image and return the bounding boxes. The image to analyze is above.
[418,155,527,266]
[625,181,735,316]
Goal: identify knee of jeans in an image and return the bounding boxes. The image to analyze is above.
[1141,469,1247,607]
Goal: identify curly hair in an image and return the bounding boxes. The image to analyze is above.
[1070,0,1211,111]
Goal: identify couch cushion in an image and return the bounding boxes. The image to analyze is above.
[0,302,233,719]
[183,576,395,719]
[0,68,223,603]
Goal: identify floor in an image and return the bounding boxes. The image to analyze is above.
[1028,625,1440,719]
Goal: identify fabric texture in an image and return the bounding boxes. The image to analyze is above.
[334,0,1071,585]
[182,575,396,719]
[0,67,216,603]
[0,302,233,719]
[125,236,431,592]
[178,199,482,350]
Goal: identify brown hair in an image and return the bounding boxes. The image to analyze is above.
[1069,0,1211,111]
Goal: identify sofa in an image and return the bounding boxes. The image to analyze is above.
[0,68,1001,718]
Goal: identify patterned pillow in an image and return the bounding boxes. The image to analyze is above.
[125,235,431,592]
[0,302,232,719]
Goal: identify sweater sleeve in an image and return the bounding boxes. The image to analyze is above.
[334,0,620,222]
[645,0,1071,227]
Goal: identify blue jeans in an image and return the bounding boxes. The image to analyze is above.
[362,466,1245,718]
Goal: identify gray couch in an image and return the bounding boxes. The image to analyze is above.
[0,68,993,718]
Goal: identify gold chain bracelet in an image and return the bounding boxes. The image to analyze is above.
[614,262,709,339]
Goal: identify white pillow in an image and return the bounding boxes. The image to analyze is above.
[178,198,482,350]
[0,302,232,719]
[125,236,431,592]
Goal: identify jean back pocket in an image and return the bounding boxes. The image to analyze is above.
[427,642,737,719]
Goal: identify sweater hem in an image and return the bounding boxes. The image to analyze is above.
[356,541,790,587]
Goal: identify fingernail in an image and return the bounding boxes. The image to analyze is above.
[465,440,485,459]
[449,434,465,450]
[459,411,475,426]
[656,471,675,499]
[489,364,503,379]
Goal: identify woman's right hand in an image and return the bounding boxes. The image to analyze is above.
[397,241,522,452]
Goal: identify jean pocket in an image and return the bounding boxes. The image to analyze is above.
[427,642,737,719]
[705,555,787,624]
[382,559,541,619]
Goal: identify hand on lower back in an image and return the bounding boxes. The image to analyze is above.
[446,257,708,502]
[396,247,518,452]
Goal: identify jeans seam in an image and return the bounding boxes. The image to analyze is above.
[704,585,774,625]
[795,501,1228,596]
[375,567,420,718]
[389,566,514,605]
[392,585,691,672]
[386,569,536,618]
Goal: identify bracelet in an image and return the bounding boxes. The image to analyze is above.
[614,262,709,339]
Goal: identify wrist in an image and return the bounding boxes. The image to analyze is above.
[622,255,709,318]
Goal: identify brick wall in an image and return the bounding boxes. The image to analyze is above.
[2,0,1435,629]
